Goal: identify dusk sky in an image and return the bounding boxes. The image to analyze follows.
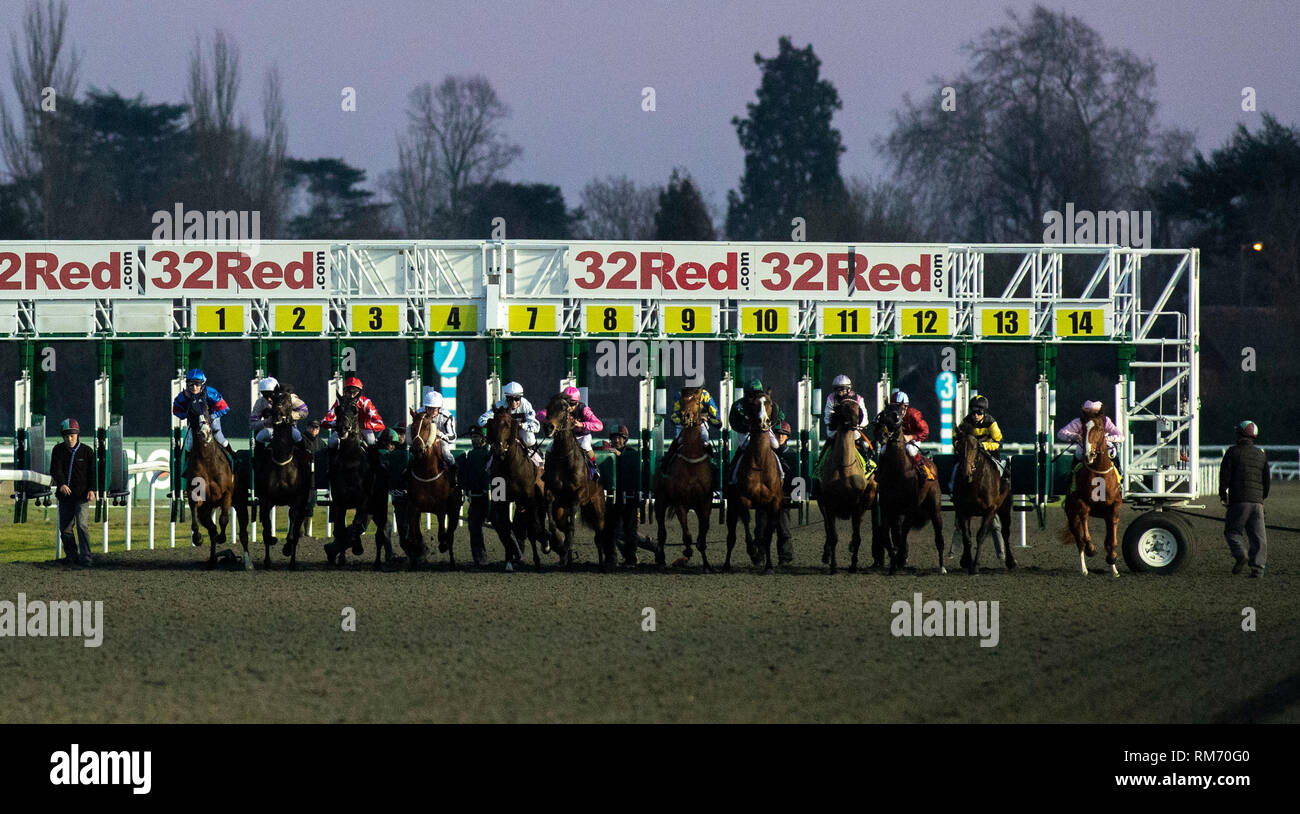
[6,0,1298,217]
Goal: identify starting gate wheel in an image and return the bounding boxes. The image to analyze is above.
[1122,510,1191,574]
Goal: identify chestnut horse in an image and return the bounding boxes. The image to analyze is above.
[818,398,877,573]
[724,392,783,573]
[654,390,715,570]
[485,406,549,570]
[184,398,252,570]
[874,408,945,574]
[1061,414,1123,576]
[401,408,462,569]
[540,393,614,569]
[951,425,1014,574]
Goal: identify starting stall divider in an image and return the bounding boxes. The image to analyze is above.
[2,240,1200,562]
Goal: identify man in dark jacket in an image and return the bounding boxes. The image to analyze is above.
[49,418,97,566]
[456,426,493,567]
[1219,420,1270,577]
[603,425,651,565]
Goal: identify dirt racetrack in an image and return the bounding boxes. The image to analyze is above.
[1,484,1297,723]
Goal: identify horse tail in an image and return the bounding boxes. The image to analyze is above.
[1057,523,1076,546]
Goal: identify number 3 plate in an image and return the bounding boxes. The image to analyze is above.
[349,302,402,334]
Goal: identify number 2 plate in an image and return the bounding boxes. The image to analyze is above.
[273,303,325,335]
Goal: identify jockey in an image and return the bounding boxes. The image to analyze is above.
[418,390,458,473]
[322,376,386,447]
[662,384,723,469]
[1057,400,1124,474]
[477,381,542,462]
[172,368,233,456]
[821,374,872,461]
[537,385,603,478]
[950,395,1010,493]
[877,390,932,481]
[727,379,784,484]
[250,377,308,446]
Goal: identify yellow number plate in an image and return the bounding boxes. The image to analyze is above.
[1055,308,1106,337]
[508,304,557,333]
[899,307,950,337]
[663,305,712,335]
[739,305,791,335]
[586,304,634,334]
[821,306,872,336]
[273,304,324,334]
[429,304,477,333]
[979,307,1030,337]
[194,304,243,334]
[351,304,400,334]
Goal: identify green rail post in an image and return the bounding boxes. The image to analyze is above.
[1035,342,1058,528]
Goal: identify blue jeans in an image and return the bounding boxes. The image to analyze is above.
[57,499,92,562]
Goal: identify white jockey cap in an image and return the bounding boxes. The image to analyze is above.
[259,376,279,392]
[423,390,444,409]
[503,381,524,397]
[832,374,852,388]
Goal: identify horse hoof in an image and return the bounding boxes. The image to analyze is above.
[351,541,364,556]
[1085,543,1096,557]
[505,561,514,573]
[1006,559,1016,572]
[967,565,977,576]
[762,566,774,575]
[939,565,948,575]
[281,542,293,557]
[847,563,857,574]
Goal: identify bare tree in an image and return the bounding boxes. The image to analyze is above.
[385,122,444,237]
[883,4,1191,242]
[575,174,659,239]
[403,76,522,232]
[0,0,80,236]
[845,176,930,242]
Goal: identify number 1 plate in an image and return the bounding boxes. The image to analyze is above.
[193,303,246,335]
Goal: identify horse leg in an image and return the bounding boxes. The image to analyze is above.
[698,502,713,574]
[442,511,456,570]
[260,502,274,568]
[848,508,863,573]
[762,505,774,575]
[654,498,668,569]
[723,501,737,572]
[972,511,996,576]
[930,493,945,575]
[1068,501,1092,575]
[999,493,1016,571]
[821,502,838,573]
[1105,505,1120,578]
[670,505,692,567]
[870,507,887,570]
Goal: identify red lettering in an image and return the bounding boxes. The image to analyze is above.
[0,253,19,289]
[708,253,739,290]
[26,252,59,289]
[827,253,853,291]
[62,261,90,290]
[252,260,281,288]
[607,251,636,289]
[91,254,121,290]
[182,251,214,288]
[901,255,931,291]
[677,261,706,291]
[761,252,790,291]
[868,262,900,292]
[793,252,822,290]
[282,252,311,289]
[573,250,604,289]
[214,252,251,289]
[640,252,676,290]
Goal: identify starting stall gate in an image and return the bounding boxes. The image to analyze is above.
[2,240,1199,572]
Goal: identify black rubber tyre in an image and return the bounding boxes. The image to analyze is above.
[1122,511,1191,574]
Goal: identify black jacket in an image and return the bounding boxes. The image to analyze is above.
[49,441,96,502]
[1219,439,1269,504]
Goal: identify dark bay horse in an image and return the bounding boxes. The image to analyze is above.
[401,408,462,569]
[1061,414,1123,576]
[485,406,548,570]
[322,391,392,568]
[818,398,877,573]
[185,399,252,570]
[540,393,614,570]
[875,409,945,574]
[654,390,715,570]
[252,386,311,568]
[951,425,1014,574]
[724,392,783,573]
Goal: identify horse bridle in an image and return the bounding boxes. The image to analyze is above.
[408,411,447,482]
[1083,418,1115,474]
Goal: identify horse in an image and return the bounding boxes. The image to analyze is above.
[1061,414,1123,576]
[951,425,1015,575]
[322,390,392,568]
[874,408,946,574]
[485,406,549,570]
[400,408,462,569]
[252,387,311,569]
[817,398,877,573]
[184,398,252,570]
[653,389,716,571]
[724,391,783,573]
[540,393,614,570]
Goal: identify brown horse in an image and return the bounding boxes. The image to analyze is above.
[1061,414,1123,576]
[654,389,715,570]
[252,387,311,569]
[485,406,548,570]
[875,408,945,574]
[951,425,1014,574]
[540,393,614,569]
[401,408,462,569]
[724,392,783,573]
[184,398,252,570]
[818,398,877,573]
